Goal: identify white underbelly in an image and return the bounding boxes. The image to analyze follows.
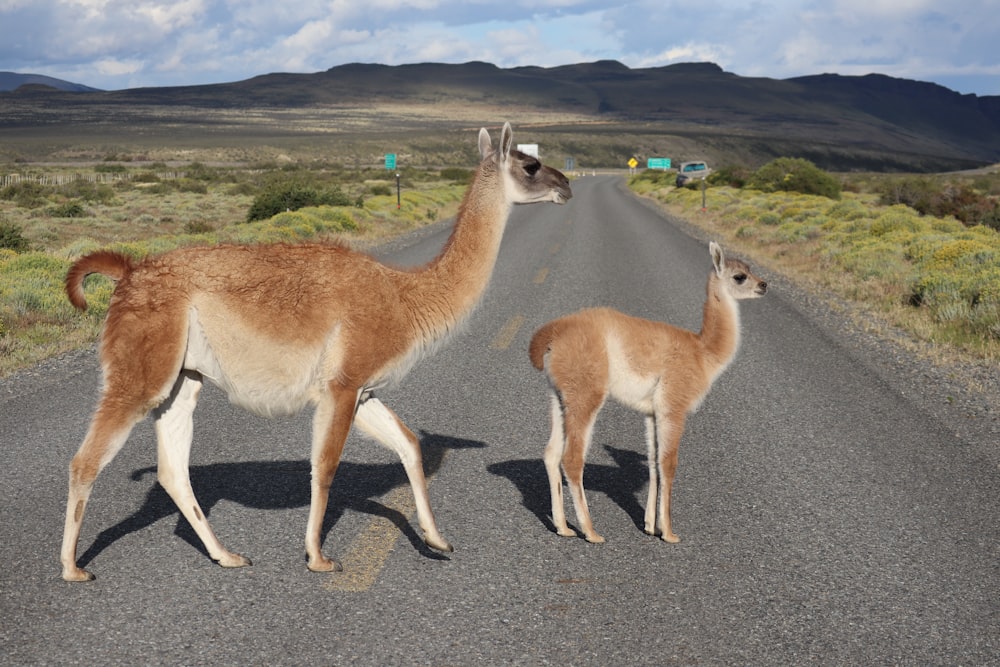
[183,307,333,417]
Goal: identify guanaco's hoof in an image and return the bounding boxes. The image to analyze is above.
[62,567,96,582]
[217,553,253,568]
[425,535,454,553]
[308,556,343,573]
[584,534,606,544]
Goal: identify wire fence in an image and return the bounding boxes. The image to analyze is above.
[0,171,186,187]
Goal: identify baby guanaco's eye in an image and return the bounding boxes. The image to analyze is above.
[733,274,747,284]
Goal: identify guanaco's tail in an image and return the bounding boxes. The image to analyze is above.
[65,251,135,311]
[528,320,562,371]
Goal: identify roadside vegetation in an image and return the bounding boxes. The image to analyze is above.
[0,161,472,376]
[3,153,998,378]
[630,160,1000,364]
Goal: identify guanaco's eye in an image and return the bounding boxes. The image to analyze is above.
[524,161,541,176]
[733,274,747,284]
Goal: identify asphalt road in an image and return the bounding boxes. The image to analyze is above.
[1,175,997,665]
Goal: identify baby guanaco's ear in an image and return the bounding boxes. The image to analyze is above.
[709,241,725,275]
[478,126,492,159]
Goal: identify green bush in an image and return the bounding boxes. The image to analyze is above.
[879,176,1000,228]
[184,220,214,234]
[184,162,218,182]
[56,180,115,203]
[747,158,841,199]
[0,181,47,208]
[246,182,353,222]
[175,179,208,194]
[630,170,673,187]
[707,164,751,188]
[0,221,30,252]
[49,202,87,218]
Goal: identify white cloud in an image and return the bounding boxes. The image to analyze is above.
[95,57,144,76]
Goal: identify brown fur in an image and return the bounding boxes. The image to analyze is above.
[59,122,571,581]
[530,242,766,544]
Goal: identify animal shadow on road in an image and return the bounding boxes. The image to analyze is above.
[75,432,484,570]
[487,445,648,537]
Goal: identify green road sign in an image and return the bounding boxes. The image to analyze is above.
[647,157,671,169]
[385,153,397,170]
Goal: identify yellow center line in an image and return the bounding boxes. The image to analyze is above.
[533,267,549,284]
[324,483,418,593]
[490,313,525,351]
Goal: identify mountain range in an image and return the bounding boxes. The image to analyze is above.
[0,72,101,93]
[2,61,999,172]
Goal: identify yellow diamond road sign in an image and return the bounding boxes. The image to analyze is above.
[628,157,638,168]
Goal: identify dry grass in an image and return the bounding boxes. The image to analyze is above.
[631,178,1000,370]
[0,164,467,377]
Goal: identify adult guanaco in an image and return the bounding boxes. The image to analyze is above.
[60,122,571,581]
[529,242,766,544]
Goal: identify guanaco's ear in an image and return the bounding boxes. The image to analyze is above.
[499,122,513,160]
[710,241,725,275]
[478,127,492,159]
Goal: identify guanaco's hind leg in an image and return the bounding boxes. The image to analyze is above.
[354,396,453,553]
[559,389,606,544]
[61,404,144,581]
[153,370,251,569]
[542,392,575,538]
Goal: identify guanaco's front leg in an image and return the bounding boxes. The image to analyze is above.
[304,385,358,572]
[354,395,453,553]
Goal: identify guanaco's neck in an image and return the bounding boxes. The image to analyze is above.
[698,272,741,370]
[401,163,511,338]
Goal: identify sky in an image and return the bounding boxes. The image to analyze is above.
[1,0,998,96]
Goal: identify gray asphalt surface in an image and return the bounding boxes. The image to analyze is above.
[1,175,997,665]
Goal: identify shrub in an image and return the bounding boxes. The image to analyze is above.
[746,158,841,199]
[175,179,208,194]
[49,202,87,218]
[879,176,1000,228]
[184,162,218,181]
[0,221,30,252]
[56,180,115,203]
[0,181,47,208]
[246,182,353,222]
[878,176,937,210]
[184,220,214,235]
[707,164,751,188]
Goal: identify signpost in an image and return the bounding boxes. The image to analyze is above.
[627,156,638,174]
[385,154,400,208]
[647,157,671,170]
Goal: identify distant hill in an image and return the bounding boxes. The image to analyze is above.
[2,61,998,171]
[0,72,101,93]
